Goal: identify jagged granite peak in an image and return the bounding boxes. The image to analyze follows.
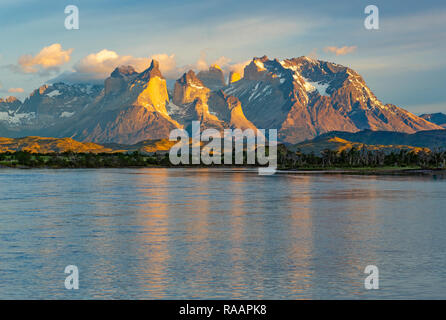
[104,60,171,115]
[139,59,163,80]
[1,59,179,144]
[151,59,160,69]
[173,70,210,105]
[48,62,179,144]
[25,82,102,112]
[0,96,22,108]
[228,71,241,84]
[224,55,442,143]
[178,70,203,85]
[1,54,443,145]
[186,98,225,132]
[0,82,103,132]
[242,56,296,86]
[4,96,20,103]
[111,65,137,78]
[243,56,270,80]
[28,84,50,97]
[106,65,139,95]
[207,90,257,131]
[133,74,171,115]
[0,96,22,113]
[197,65,225,90]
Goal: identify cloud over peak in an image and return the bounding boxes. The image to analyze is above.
[71,49,178,80]
[324,46,357,56]
[8,87,24,93]
[75,49,149,75]
[17,43,73,74]
[53,48,252,84]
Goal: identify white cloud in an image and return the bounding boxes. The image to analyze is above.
[8,87,24,93]
[213,56,232,69]
[180,52,249,77]
[75,49,149,75]
[17,43,73,73]
[73,49,178,79]
[195,51,208,71]
[324,46,357,56]
[53,48,253,83]
[228,60,251,77]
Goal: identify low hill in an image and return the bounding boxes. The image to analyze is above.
[302,129,446,150]
[103,139,178,154]
[3,130,446,156]
[291,136,428,154]
[0,137,113,153]
[0,136,187,154]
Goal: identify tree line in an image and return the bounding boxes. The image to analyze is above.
[278,146,446,169]
[0,151,170,168]
[1,145,446,169]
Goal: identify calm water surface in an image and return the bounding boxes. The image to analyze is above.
[1,168,446,299]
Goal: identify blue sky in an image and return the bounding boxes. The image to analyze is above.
[0,0,445,113]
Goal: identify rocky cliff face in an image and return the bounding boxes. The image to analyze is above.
[224,56,442,143]
[54,59,180,144]
[0,82,102,135]
[170,70,223,132]
[0,55,443,144]
[104,65,137,95]
[172,70,210,105]
[228,71,241,84]
[170,69,258,134]
[197,65,225,91]
[0,97,21,112]
[207,90,257,131]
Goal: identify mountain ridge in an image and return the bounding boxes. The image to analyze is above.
[420,113,446,128]
[1,55,443,144]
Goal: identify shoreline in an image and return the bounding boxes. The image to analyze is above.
[279,168,446,176]
[2,164,446,176]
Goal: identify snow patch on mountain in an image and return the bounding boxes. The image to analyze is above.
[302,78,330,97]
[0,111,35,125]
[47,90,62,97]
[189,83,204,89]
[60,111,75,118]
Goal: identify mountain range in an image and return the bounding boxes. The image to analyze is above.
[0,55,443,144]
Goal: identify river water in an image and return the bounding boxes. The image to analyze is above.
[1,168,445,299]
